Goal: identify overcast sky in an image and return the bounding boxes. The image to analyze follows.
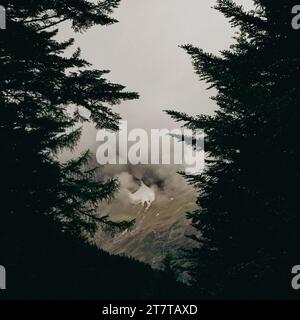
[59,0,253,153]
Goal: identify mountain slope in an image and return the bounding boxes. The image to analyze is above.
[96,175,198,270]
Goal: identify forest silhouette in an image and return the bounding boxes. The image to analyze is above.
[1,0,300,299]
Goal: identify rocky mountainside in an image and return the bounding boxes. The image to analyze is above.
[95,171,198,270]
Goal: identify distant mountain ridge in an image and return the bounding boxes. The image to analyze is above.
[96,179,198,270]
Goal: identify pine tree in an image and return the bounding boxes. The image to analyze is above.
[1,0,138,247]
[161,254,177,282]
[167,0,300,298]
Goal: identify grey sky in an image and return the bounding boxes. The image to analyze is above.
[60,0,252,153]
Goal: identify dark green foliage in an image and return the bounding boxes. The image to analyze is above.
[1,0,138,239]
[0,213,189,299]
[167,0,300,299]
[0,0,156,297]
[5,0,121,31]
[161,254,177,282]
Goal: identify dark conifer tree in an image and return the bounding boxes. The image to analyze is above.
[0,0,138,243]
[161,254,177,282]
[167,0,300,298]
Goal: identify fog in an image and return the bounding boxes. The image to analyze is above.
[58,0,253,155]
